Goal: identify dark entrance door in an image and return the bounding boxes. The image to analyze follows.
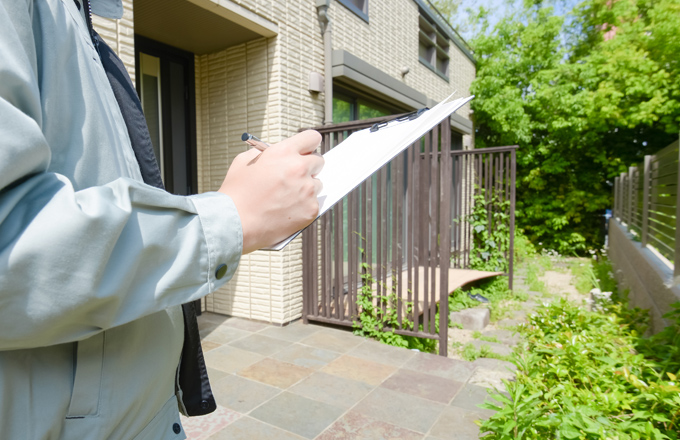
[135,36,201,312]
[135,36,197,196]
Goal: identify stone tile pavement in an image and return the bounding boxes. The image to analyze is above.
[179,313,517,440]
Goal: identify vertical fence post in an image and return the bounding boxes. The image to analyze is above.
[619,173,626,223]
[509,148,516,290]
[641,155,651,247]
[438,119,451,357]
[614,176,619,220]
[617,173,626,223]
[674,138,680,282]
[621,172,627,225]
[628,167,634,227]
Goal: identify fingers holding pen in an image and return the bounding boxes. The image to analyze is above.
[277,130,322,155]
[307,151,324,178]
[221,130,325,252]
[256,130,324,180]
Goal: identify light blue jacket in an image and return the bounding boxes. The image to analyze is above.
[0,0,243,438]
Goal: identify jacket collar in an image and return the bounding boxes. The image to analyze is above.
[91,0,124,19]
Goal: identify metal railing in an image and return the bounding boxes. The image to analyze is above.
[613,138,680,274]
[301,115,517,356]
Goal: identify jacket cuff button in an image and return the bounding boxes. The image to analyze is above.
[215,264,228,280]
[200,399,210,409]
[172,423,181,434]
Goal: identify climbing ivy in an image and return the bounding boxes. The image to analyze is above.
[352,256,437,353]
[467,189,510,273]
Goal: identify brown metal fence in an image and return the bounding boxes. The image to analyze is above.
[613,138,680,271]
[301,115,517,356]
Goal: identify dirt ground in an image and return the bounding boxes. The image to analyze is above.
[539,270,584,304]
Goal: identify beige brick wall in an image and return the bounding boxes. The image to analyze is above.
[94,0,475,324]
[331,0,475,121]
[195,1,324,323]
[197,0,474,324]
[92,0,136,83]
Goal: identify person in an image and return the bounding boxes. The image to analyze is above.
[0,0,323,439]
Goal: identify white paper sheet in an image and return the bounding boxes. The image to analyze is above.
[265,95,474,250]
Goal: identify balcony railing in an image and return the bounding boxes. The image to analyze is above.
[301,115,517,355]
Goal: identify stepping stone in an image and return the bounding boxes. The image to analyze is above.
[471,357,517,373]
[449,308,490,331]
[481,329,520,346]
[523,300,538,309]
[468,367,516,390]
[469,340,513,358]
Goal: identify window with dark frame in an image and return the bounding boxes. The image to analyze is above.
[418,13,450,80]
[338,0,368,22]
[332,91,394,124]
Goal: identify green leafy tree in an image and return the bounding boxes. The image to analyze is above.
[468,0,680,253]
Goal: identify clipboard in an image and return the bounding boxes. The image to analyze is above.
[265,94,474,251]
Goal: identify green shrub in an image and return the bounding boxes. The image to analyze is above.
[352,260,437,353]
[480,292,680,439]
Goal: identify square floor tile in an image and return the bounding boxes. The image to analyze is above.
[208,416,305,440]
[450,383,496,416]
[211,374,281,413]
[429,406,488,439]
[204,345,264,374]
[222,317,271,332]
[271,343,340,370]
[352,388,445,434]
[199,313,231,326]
[321,355,396,386]
[403,352,476,382]
[201,340,222,353]
[180,405,241,440]
[289,372,373,409]
[198,320,220,335]
[380,369,463,404]
[206,367,229,384]
[238,358,313,389]
[299,329,365,353]
[257,322,323,342]
[228,334,292,356]
[203,326,252,345]
[317,411,423,440]
[346,340,417,367]
[250,392,345,439]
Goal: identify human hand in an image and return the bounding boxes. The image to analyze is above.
[219,130,324,253]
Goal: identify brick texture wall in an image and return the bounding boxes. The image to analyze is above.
[331,0,475,122]
[92,0,136,83]
[195,1,325,323]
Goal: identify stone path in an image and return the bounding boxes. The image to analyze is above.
[180,314,509,439]
[181,264,574,439]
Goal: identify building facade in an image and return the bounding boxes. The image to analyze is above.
[94,0,476,325]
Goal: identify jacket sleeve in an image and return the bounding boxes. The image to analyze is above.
[0,1,242,350]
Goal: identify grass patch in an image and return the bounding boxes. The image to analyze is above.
[473,331,500,343]
[459,342,511,362]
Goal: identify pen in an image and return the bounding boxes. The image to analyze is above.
[241,132,270,151]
